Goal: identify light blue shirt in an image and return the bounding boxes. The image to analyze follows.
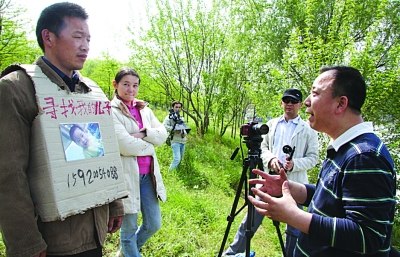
[273,115,299,163]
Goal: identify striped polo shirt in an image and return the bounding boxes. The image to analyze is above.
[295,122,396,257]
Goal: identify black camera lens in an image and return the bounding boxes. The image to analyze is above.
[252,123,269,135]
[240,122,269,137]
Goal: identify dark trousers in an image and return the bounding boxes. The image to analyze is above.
[46,247,102,257]
[285,226,299,257]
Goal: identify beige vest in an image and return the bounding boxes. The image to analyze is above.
[22,64,128,222]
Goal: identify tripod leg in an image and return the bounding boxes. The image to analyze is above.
[273,221,287,257]
[245,204,254,257]
[218,161,249,257]
[244,156,262,257]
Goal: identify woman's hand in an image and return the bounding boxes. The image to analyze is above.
[131,128,146,139]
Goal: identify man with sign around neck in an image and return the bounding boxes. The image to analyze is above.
[0,3,124,257]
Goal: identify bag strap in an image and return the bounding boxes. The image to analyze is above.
[168,121,177,141]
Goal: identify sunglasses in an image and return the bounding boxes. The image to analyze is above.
[282,98,300,104]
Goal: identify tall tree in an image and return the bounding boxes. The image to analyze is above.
[82,54,123,99]
[0,0,40,70]
[129,0,245,136]
[230,0,399,126]
[126,0,399,145]
[277,0,400,150]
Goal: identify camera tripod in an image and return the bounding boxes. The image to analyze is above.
[217,138,286,257]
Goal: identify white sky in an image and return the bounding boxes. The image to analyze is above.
[11,0,149,61]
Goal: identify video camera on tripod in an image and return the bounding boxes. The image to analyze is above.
[240,121,269,139]
[219,116,294,257]
[239,121,269,152]
[218,118,269,257]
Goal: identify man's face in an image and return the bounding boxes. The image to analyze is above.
[281,97,302,119]
[173,104,182,113]
[305,70,338,135]
[45,17,90,76]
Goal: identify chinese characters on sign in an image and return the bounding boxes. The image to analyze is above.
[42,97,111,119]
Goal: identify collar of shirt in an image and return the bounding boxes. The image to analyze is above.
[328,122,374,152]
[126,100,143,128]
[41,56,79,92]
[278,115,300,124]
[121,99,138,109]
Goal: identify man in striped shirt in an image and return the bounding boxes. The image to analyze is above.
[248,66,396,256]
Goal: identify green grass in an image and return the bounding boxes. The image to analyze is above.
[0,234,4,256]
[101,135,286,256]
[1,120,399,256]
[0,131,285,257]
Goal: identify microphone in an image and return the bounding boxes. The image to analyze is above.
[283,145,296,161]
[279,145,296,171]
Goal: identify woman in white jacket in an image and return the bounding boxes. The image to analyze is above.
[111,68,168,257]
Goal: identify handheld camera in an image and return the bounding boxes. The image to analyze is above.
[168,109,183,124]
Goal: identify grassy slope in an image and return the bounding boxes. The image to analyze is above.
[103,131,286,257]
[1,109,397,256]
[0,117,285,257]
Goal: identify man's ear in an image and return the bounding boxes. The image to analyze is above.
[336,96,349,113]
[42,29,54,47]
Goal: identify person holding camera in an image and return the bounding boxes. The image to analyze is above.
[223,88,319,257]
[163,101,188,171]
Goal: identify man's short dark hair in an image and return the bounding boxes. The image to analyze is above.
[36,2,88,52]
[171,100,182,108]
[320,66,366,114]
